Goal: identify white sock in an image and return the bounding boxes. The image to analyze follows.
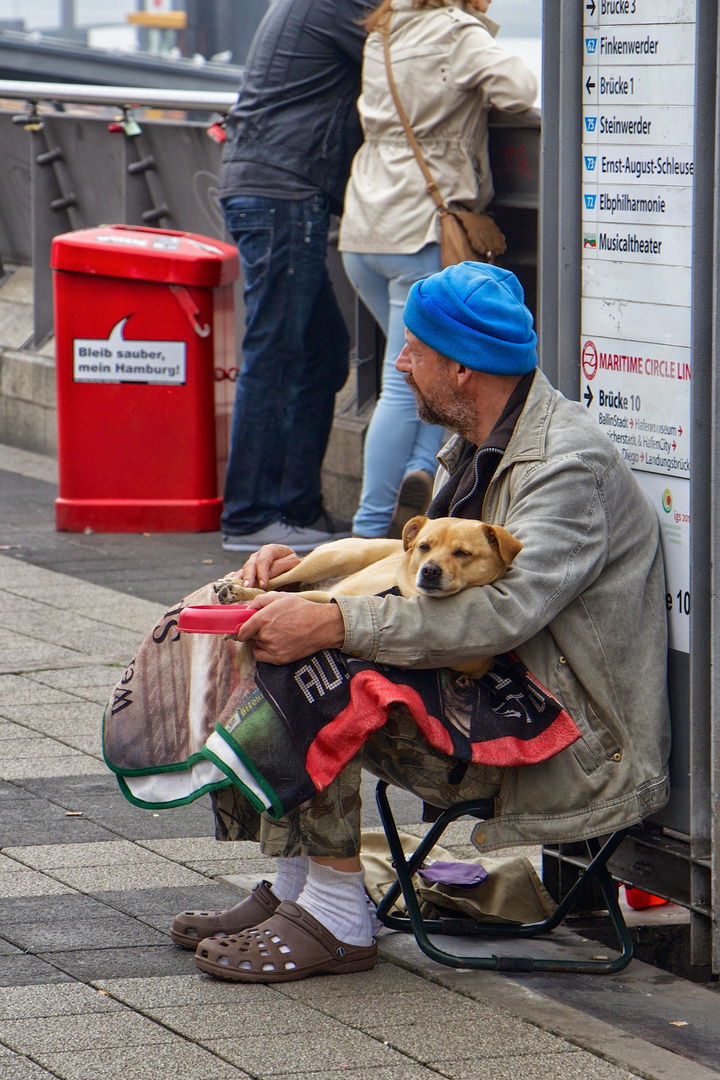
[296,860,373,947]
[270,856,308,902]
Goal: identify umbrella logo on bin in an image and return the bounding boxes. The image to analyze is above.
[72,317,187,385]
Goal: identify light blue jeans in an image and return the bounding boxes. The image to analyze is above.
[342,245,444,537]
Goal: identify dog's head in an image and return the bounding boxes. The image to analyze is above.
[401,516,522,597]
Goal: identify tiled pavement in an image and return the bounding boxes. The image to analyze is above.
[0,443,718,1080]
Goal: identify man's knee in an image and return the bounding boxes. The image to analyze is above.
[362,705,503,808]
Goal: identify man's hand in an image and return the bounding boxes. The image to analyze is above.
[236,593,345,664]
[232,545,303,590]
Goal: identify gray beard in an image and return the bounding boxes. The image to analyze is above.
[405,373,476,439]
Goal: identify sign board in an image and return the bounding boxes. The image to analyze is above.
[73,317,187,385]
[581,0,696,652]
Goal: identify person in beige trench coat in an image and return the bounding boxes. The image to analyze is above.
[340,0,538,539]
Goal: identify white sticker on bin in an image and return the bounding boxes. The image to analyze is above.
[73,316,186,385]
[94,234,149,247]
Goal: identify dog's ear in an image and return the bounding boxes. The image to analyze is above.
[481,523,523,566]
[402,515,427,551]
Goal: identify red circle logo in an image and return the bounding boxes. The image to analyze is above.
[582,340,598,381]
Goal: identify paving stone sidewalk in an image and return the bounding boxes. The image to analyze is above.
[0,443,717,1080]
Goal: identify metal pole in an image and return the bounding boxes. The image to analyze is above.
[60,0,74,37]
[538,0,560,387]
[184,0,202,58]
[705,0,720,976]
[538,0,582,402]
[555,2,583,402]
[690,0,718,969]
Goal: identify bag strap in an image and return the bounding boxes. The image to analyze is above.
[380,20,449,214]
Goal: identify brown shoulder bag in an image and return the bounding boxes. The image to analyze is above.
[381,21,506,268]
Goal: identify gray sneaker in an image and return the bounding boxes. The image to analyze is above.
[388,470,434,539]
[282,511,353,553]
[222,521,302,553]
[398,470,434,513]
[222,513,352,555]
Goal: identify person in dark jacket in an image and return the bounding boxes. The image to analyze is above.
[219,0,371,554]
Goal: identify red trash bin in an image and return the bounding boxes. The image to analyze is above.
[51,224,239,532]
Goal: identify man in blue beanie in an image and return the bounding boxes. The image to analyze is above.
[176,262,670,985]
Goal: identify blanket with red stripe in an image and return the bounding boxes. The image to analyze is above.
[103,582,580,819]
[251,650,581,812]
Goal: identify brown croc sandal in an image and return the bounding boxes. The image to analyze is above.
[194,900,377,982]
[170,879,279,949]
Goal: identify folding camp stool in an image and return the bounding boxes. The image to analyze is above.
[374,779,634,974]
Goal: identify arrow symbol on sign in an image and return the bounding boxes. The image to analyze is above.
[672,441,677,450]
[585,76,596,94]
[678,426,683,435]
[586,0,596,13]
[584,385,594,408]
[629,419,634,428]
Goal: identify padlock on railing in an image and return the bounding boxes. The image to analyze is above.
[206,119,227,144]
[108,110,142,137]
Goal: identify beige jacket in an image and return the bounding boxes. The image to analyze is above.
[338,0,538,254]
[336,371,671,850]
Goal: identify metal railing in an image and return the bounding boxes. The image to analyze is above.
[0,29,245,92]
[0,78,236,113]
[0,80,238,345]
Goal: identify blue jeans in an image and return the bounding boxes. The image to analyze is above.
[221,194,349,535]
[342,246,444,537]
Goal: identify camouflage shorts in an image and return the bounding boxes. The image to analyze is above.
[212,702,503,858]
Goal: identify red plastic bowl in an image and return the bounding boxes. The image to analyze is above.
[624,886,668,910]
[177,604,256,635]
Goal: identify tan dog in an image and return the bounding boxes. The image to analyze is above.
[216,515,522,679]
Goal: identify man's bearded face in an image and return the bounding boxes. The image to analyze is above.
[405,370,476,438]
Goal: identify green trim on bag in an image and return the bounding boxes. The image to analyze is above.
[103,701,284,818]
[213,723,285,820]
[102,702,209,777]
[200,747,274,816]
[115,773,232,811]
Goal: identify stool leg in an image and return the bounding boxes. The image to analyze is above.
[373,781,634,974]
[375,781,463,925]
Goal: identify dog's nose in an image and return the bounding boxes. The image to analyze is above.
[420,562,442,584]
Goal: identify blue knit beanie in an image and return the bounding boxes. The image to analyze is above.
[403,262,538,375]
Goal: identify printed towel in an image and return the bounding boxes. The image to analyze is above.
[103,584,581,817]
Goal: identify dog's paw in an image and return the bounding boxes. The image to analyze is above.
[214,578,264,604]
[213,577,244,604]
